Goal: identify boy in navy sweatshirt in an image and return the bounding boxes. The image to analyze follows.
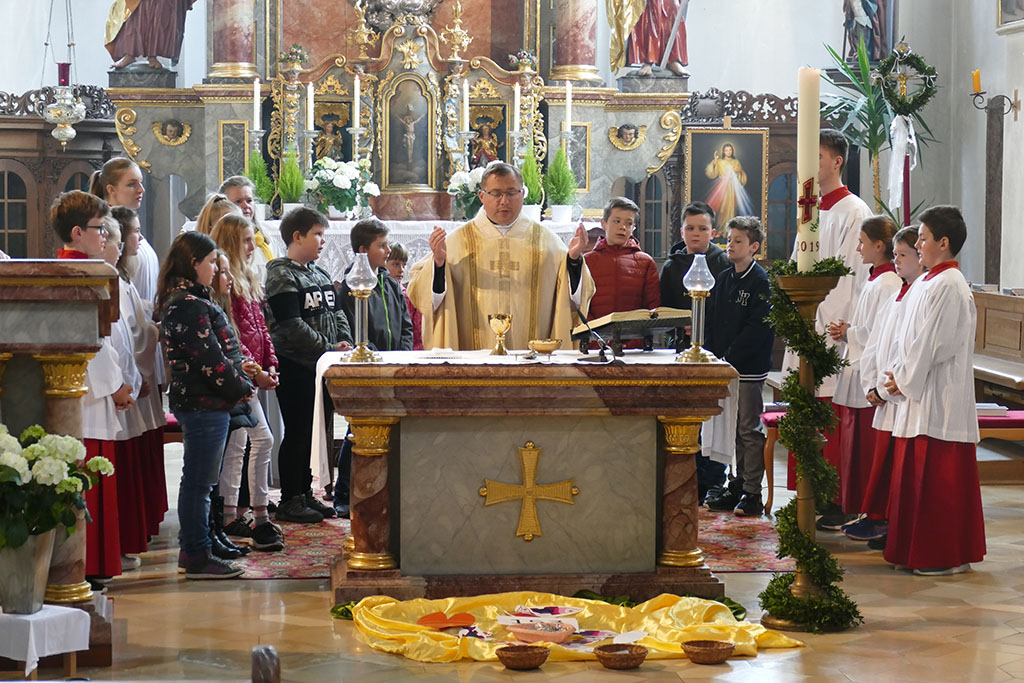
[704,216,774,517]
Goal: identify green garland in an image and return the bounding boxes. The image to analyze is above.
[876,46,938,116]
[757,258,863,633]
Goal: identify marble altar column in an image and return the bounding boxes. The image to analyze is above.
[347,418,399,570]
[32,353,95,605]
[550,0,602,83]
[657,416,706,567]
[207,0,258,81]
[32,354,91,439]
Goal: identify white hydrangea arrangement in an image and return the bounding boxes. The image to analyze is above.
[0,424,113,550]
[447,166,486,219]
[307,156,380,217]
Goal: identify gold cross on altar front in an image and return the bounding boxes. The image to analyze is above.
[489,250,520,278]
[479,441,579,541]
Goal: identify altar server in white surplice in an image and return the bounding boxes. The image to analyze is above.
[408,162,595,351]
[781,129,872,508]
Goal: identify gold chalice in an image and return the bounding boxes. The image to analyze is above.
[528,338,561,362]
[488,313,512,356]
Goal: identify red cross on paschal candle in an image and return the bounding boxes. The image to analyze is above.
[797,178,817,224]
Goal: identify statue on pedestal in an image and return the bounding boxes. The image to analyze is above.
[105,0,197,70]
[608,0,689,77]
[843,0,890,62]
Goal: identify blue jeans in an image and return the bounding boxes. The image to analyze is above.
[175,410,230,555]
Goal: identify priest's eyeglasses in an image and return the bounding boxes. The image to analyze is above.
[481,189,525,202]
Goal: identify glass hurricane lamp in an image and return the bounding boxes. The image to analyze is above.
[344,253,381,362]
[677,253,718,363]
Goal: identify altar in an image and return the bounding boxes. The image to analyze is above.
[323,349,736,604]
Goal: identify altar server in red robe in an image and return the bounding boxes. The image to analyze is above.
[827,216,901,522]
[882,206,985,576]
[52,191,134,585]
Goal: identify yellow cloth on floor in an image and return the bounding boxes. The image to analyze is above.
[352,591,802,663]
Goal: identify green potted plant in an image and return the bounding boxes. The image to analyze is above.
[542,147,577,223]
[246,151,275,220]
[521,151,543,223]
[277,145,306,215]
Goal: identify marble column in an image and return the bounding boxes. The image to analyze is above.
[207,0,257,81]
[32,353,91,438]
[32,353,95,604]
[657,416,706,567]
[347,418,398,570]
[550,0,602,83]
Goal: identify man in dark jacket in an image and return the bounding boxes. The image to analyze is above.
[703,216,774,517]
[660,202,732,348]
[265,208,352,524]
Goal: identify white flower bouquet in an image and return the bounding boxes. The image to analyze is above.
[0,424,113,549]
[307,157,380,217]
[447,166,485,219]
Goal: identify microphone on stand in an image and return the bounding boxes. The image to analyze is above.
[575,311,613,363]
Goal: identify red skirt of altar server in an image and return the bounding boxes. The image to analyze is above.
[839,405,877,513]
[883,435,986,570]
[83,438,123,578]
[115,436,149,554]
[786,398,841,491]
[138,427,168,537]
[861,429,894,518]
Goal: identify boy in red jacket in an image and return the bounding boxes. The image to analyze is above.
[584,197,660,329]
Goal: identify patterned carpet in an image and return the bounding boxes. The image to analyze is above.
[698,507,795,572]
[233,508,791,579]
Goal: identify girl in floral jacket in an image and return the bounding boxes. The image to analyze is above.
[211,215,284,552]
[158,231,255,579]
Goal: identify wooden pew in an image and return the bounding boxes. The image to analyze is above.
[974,292,1024,408]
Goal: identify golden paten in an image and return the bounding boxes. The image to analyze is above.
[479,440,578,541]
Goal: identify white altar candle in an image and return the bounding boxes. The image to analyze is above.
[796,67,820,272]
[565,80,572,129]
[353,75,361,128]
[252,78,260,130]
[462,78,470,132]
[306,82,315,131]
[513,82,521,132]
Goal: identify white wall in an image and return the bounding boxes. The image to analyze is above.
[0,0,206,93]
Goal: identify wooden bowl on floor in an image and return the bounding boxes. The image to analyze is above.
[681,639,734,664]
[594,643,648,669]
[496,645,549,670]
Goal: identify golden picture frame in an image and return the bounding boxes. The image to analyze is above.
[381,71,438,192]
[998,0,1024,32]
[683,126,769,254]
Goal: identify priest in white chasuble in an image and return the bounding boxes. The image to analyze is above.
[408,162,595,351]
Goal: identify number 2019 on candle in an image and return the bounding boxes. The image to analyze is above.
[798,240,820,253]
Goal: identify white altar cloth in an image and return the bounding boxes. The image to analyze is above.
[0,604,90,675]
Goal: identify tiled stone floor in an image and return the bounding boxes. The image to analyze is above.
[62,441,1024,682]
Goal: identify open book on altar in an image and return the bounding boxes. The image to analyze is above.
[571,307,691,354]
[572,307,691,336]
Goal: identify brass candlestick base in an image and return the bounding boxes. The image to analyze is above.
[676,344,718,363]
[488,313,512,356]
[346,344,381,363]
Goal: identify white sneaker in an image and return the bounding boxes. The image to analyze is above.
[121,554,142,571]
[913,563,970,576]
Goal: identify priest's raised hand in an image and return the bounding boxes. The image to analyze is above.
[429,226,447,266]
[568,222,587,260]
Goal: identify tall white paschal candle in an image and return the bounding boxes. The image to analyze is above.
[564,80,572,130]
[252,78,260,130]
[352,75,361,128]
[513,82,521,132]
[306,82,315,130]
[462,79,470,132]
[796,67,821,272]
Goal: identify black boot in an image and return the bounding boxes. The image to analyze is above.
[209,529,244,560]
[211,495,251,556]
